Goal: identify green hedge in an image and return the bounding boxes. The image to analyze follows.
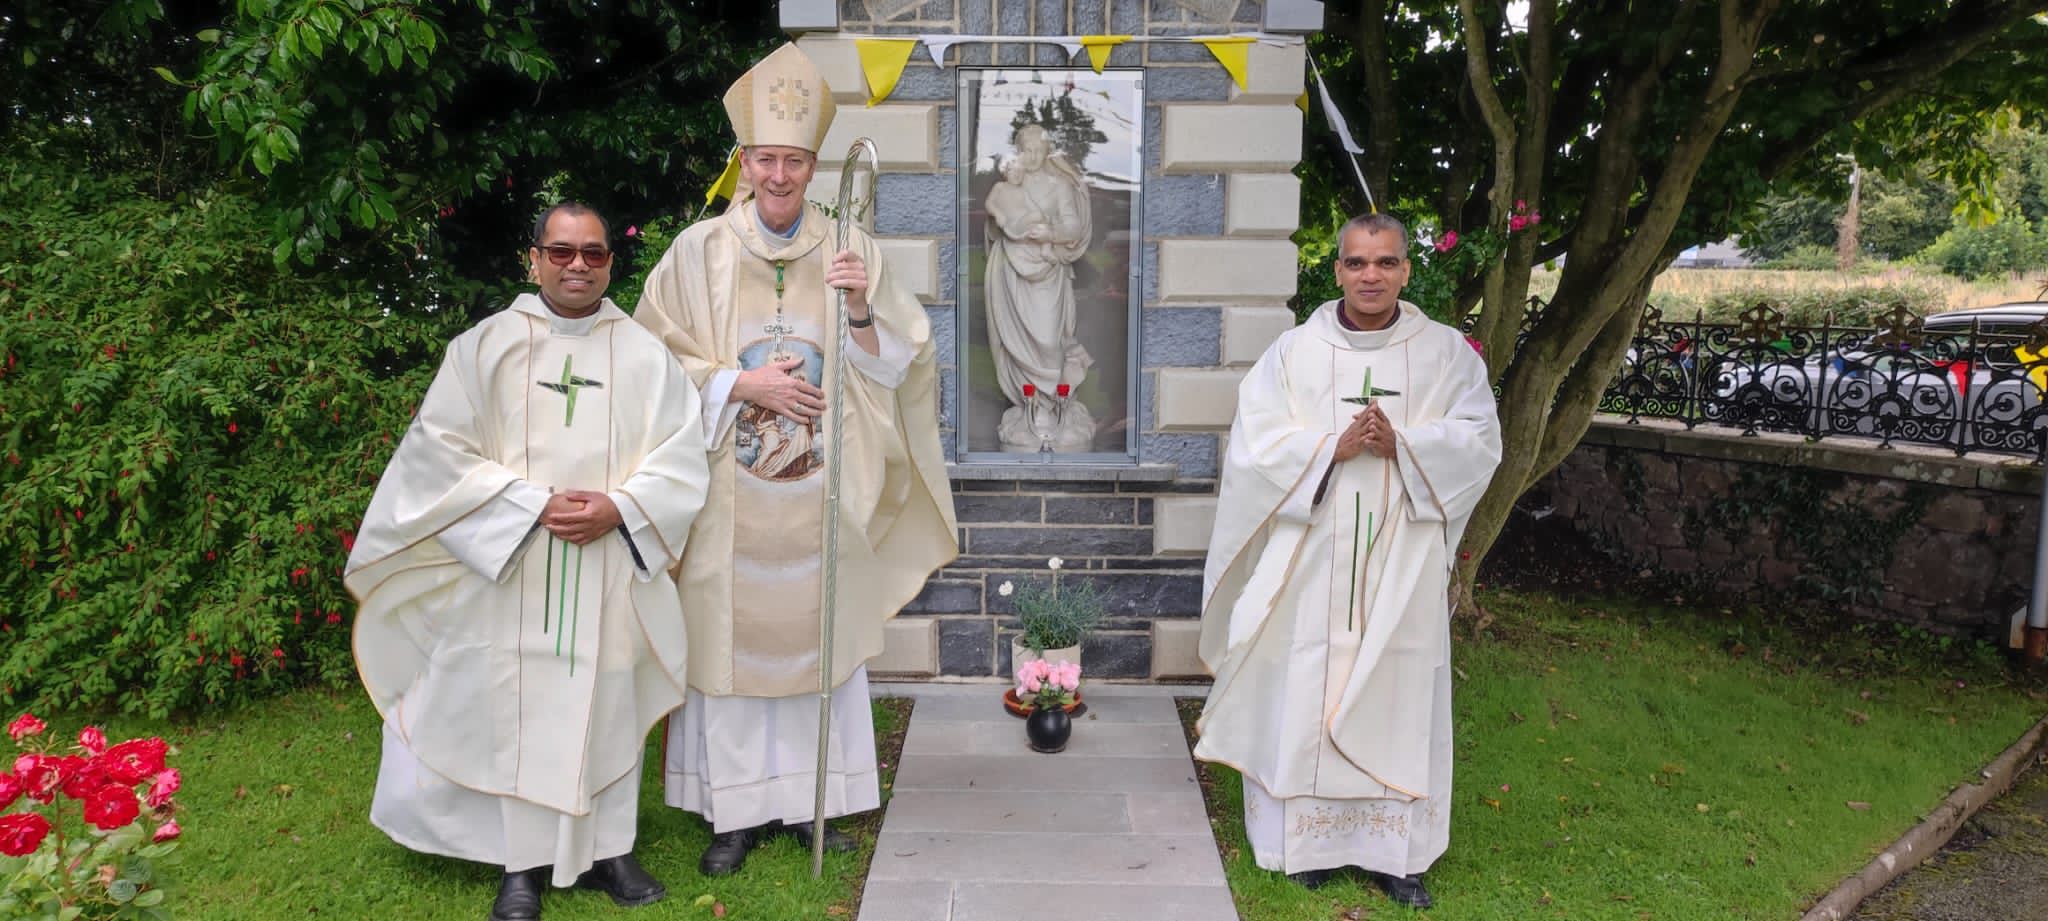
[0,140,470,716]
[1652,281,1950,327]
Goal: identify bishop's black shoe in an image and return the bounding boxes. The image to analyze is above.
[698,826,760,877]
[1367,871,1434,908]
[574,852,666,908]
[488,867,547,921]
[1287,868,1336,889]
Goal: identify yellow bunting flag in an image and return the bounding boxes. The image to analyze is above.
[1077,35,1131,73]
[1196,36,1256,91]
[704,146,741,207]
[855,38,919,107]
[1296,91,1308,113]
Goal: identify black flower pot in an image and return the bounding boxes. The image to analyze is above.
[1026,705,1071,753]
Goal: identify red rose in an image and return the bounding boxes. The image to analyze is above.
[7,713,45,741]
[0,813,52,857]
[58,755,105,800]
[14,753,80,802]
[98,738,169,785]
[82,784,141,830]
[152,820,181,843]
[13,753,73,803]
[146,769,181,808]
[77,725,107,755]
[1056,384,1071,397]
[0,771,22,809]
[1022,383,1036,397]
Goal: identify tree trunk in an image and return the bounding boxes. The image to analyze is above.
[1836,163,1862,270]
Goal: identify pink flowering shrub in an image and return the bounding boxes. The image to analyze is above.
[0,713,181,920]
[1015,660,1082,710]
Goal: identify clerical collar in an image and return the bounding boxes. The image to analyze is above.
[1338,302,1399,332]
[755,205,803,241]
[536,294,603,335]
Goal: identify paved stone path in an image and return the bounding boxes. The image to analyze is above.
[858,683,1237,921]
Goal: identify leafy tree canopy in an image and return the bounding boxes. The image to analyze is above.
[1306,1,2048,614]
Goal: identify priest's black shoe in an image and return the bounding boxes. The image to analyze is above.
[1287,868,1336,889]
[1367,871,1434,908]
[488,867,547,921]
[771,820,859,853]
[698,827,759,877]
[574,853,666,908]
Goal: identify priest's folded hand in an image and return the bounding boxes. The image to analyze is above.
[541,490,624,545]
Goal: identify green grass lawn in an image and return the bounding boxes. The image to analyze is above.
[1183,589,2048,920]
[74,693,910,920]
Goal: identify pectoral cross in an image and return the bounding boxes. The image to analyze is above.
[764,316,795,354]
[538,355,603,426]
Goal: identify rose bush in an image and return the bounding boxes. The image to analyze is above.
[0,713,181,920]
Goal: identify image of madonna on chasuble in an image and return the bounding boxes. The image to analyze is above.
[1194,299,1501,877]
[346,292,710,884]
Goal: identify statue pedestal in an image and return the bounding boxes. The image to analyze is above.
[998,399,1095,454]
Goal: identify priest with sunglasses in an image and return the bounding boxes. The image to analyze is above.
[631,43,956,877]
[347,202,711,921]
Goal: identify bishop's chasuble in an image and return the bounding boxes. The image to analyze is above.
[633,198,957,831]
[347,294,710,884]
[1195,301,1501,877]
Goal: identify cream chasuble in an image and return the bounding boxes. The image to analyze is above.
[347,295,710,884]
[633,198,957,698]
[1194,301,1500,876]
[634,199,955,829]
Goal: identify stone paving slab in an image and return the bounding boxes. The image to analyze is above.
[903,718,1190,757]
[948,883,1238,921]
[892,752,1200,793]
[855,881,952,921]
[1126,789,1216,836]
[881,789,1134,833]
[868,830,1223,884]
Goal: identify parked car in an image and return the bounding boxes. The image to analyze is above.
[1702,303,2048,447]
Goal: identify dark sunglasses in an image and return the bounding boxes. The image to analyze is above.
[535,244,612,268]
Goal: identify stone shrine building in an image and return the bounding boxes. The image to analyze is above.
[775,0,1324,681]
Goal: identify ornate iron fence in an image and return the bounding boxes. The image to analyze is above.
[1593,303,2048,462]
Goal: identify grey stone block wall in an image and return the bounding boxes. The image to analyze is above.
[793,0,1291,679]
[898,477,1209,679]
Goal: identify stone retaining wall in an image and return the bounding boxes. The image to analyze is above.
[1543,419,2043,635]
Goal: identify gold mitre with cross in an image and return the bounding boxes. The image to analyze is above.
[723,43,837,152]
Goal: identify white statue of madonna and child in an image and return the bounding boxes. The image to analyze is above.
[984,123,1097,453]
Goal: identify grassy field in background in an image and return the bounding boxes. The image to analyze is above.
[1183,589,2047,920]
[70,693,911,920]
[1525,266,2045,320]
